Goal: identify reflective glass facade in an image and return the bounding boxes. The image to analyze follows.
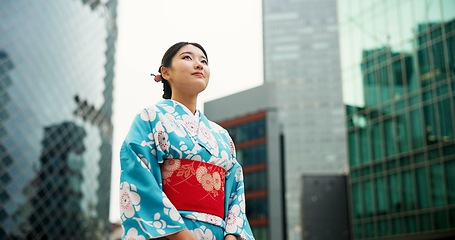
[262,0,348,236]
[222,112,269,239]
[340,0,455,239]
[205,83,285,240]
[0,0,117,239]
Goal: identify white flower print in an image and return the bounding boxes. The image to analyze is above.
[184,213,223,227]
[237,194,246,213]
[145,196,182,235]
[152,213,167,234]
[119,182,141,220]
[198,122,219,155]
[208,121,222,133]
[213,150,231,169]
[226,204,244,232]
[140,133,156,155]
[220,150,229,162]
[198,123,213,143]
[179,141,188,151]
[162,105,175,113]
[156,130,169,149]
[204,214,219,225]
[235,167,243,182]
[190,154,203,161]
[162,193,183,223]
[162,113,186,137]
[208,137,219,155]
[182,114,199,136]
[136,154,150,170]
[124,228,146,240]
[228,192,236,205]
[154,122,170,151]
[228,137,236,155]
[190,143,203,154]
[140,109,156,122]
[193,226,216,240]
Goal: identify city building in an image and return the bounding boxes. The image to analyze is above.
[300,175,350,240]
[0,0,117,239]
[262,0,348,237]
[339,0,455,239]
[205,83,285,240]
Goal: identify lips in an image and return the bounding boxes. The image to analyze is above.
[192,72,204,77]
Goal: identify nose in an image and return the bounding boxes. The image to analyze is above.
[195,61,203,70]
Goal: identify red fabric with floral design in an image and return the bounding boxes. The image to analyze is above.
[161,159,226,218]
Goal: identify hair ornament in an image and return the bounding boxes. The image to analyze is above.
[151,73,162,82]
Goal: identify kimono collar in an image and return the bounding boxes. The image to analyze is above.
[162,99,201,119]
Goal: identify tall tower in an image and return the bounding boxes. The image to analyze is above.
[262,0,348,237]
[0,0,117,238]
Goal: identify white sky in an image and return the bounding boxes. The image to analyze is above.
[110,0,263,222]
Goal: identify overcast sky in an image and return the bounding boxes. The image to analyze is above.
[110,0,263,222]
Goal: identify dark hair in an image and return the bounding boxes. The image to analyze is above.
[158,42,209,99]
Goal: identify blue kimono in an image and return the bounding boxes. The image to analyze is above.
[120,99,255,240]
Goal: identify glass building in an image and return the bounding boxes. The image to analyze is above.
[339,0,455,239]
[222,112,269,239]
[262,0,348,237]
[0,0,117,239]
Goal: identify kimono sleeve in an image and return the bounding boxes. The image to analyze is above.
[119,109,187,239]
[224,162,255,240]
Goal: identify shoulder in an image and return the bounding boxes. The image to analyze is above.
[199,111,230,135]
[136,100,176,120]
[207,119,228,134]
[134,105,160,122]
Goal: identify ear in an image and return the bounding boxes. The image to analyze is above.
[161,66,172,81]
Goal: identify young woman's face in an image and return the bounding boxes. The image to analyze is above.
[162,44,210,96]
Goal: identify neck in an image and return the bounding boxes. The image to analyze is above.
[171,94,198,114]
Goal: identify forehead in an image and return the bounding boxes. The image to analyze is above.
[177,44,206,58]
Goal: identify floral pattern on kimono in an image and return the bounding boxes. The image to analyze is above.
[120,99,255,240]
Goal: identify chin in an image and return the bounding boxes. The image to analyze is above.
[194,81,209,91]
[195,86,208,94]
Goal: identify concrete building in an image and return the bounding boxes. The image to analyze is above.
[300,175,350,240]
[262,0,348,237]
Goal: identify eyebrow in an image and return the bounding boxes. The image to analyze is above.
[178,51,207,60]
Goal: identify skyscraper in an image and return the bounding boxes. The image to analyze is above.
[340,0,455,239]
[262,0,348,237]
[0,0,117,238]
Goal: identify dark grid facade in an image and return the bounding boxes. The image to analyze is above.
[205,83,285,240]
[340,1,455,239]
[0,0,117,239]
[219,112,269,239]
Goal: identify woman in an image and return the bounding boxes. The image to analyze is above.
[120,42,255,240]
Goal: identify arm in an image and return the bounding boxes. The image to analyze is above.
[223,162,255,240]
[120,109,187,239]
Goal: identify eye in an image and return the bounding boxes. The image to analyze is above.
[183,55,192,60]
[201,59,208,65]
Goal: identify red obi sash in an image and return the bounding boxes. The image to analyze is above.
[160,159,226,218]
